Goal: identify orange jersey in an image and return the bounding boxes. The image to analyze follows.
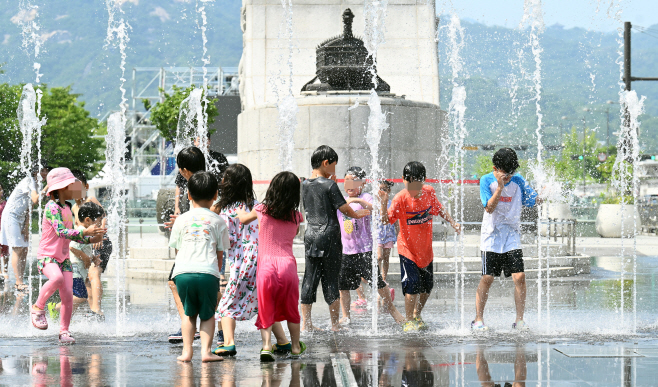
[387,185,443,268]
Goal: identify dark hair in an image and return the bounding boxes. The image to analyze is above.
[403,161,426,182]
[380,180,394,189]
[31,159,51,175]
[177,146,206,173]
[78,202,104,222]
[311,145,339,169]
[262,171,300,223]
[188,171,218,202]
[216,164,256,211]
[345,166,366,180]
[492,148,520,174]
[70,169,87,185]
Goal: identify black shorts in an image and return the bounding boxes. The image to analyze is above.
[339,252,387,291]
[93,239,112,273]
[301,252,341,305]
[481,249,524,277]
[399,254,433,295]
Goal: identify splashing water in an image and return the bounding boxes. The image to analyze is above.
[528,162,567,204]
[364,0,389,336]
[17,0,43,83]
[105,0,131,116]
[195,0,213,161]
[174,88,205,156]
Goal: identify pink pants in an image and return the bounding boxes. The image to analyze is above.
[35,263,73,332]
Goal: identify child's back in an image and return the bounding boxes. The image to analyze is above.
[257,203,302,259]
[302,176,346,255]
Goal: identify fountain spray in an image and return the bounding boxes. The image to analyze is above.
[174,88,205,157]
[364,0,389,335]
[195,0,213,162]
[275,0,298,172]
[105,0,131,333]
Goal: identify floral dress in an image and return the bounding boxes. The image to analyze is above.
[216,201,259,320]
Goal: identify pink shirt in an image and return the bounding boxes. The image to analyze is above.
[38,201,89,263]
[255,204,302,259]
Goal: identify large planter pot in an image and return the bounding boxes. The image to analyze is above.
[539,203,574,237]
[595,204,641,238]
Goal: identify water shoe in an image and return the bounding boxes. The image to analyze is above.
[59,331,75,345]
[31,305,48,330]
[213,344,237,357]
[414,317,428,331]
[290,341,307,359]
[260,349,275,362]
[512,320,530,331]
[272,342,292,354]
[403,320,418,332]
[168,330,183,344]
[471,320,489,332]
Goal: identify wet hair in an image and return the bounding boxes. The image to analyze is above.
[78,202,104,222]
[262,171,300,223]
[216,164,256,211]
[31,160,51,175]
[403,161,426,182]
[492,148,520,174]
[177,146,206,173]
[380,180,394,190]
[311,145,339,169]
[345,166,366,180]
[70,169,87,185]
[188,171,218,202]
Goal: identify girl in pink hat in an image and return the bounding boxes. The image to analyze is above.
[31,167,106,344]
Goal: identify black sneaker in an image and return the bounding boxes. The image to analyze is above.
[168,330,183,344]
[216,330,224,346]
[194,331,200,340]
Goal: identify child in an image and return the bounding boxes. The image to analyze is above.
[70,169,110,320]
[237,171,307,361]
[379,161,461,331]
[472,148,538,332]
[30,168,106,344]
[212,164,259,357]
[47,202,105,320]
[337,167,403,325]
[300,145,370,332]
[166,146,207,344]
[0,182,9,281]
[377,180,398,282]
[168,171,229,362]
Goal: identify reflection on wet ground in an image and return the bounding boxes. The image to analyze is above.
[2,256,658,385]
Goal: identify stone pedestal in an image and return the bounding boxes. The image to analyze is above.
[238,92,446,197]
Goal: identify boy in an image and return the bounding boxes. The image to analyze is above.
[379,161,461,331]
[70,169,109,320]
[471,148,538,332]
[301,145,370,332]
[169,171,229,362]
[48,202,105,320]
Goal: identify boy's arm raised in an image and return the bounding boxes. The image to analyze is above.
[438,206,461,234]
[484,170,506,214]
[338,203,370,219]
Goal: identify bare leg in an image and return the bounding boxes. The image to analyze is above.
[355,283,366,301]
[513,346,527,387]
[178,315,196,362]
[476,346,494,387]
[339,290,351,323]
[260,325,274,351]
[87,266,103,314]
[414,293,431,319]
[475,275,494,323]
[169,280,185,320]
[300,304,322,332]
[200,318,222,362]
[512,273,526,323]
[377,286,404,323]
[11,247,27,287]
[378,247,391,282]
[404,294,418,321]
[220,317,236,346]
[271,322,288,345]
[288,322,301,354]
[329,299,342,331]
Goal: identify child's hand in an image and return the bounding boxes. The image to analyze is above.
[346,197,361,205]
[164,214,178,229]
[378,190,389,204]
[89,235,104,244]
[452,222,462,235]
[92,254,102,267]
[84,224,107,238]
[354,209,371,219]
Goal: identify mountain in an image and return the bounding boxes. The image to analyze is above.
[1,2,656,152]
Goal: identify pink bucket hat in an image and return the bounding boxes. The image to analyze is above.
[46,168,77,195]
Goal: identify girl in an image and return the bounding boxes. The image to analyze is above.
[0,183,9,281]
[30,168,105,344]
[377,180,398,282]
[337,167,403,325]
[212,164,259,357]
[238,171,306,361]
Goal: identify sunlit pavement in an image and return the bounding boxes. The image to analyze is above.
[1,253,658,385]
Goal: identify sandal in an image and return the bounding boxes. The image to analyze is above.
[272,341,292,354]
[260,349,275,362]
[31,305,48,330]
[213,344,237,357]
[59,331,75,345]
[290,341,307,359]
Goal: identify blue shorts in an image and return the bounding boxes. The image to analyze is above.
[399,254,433,295]
[72,278,88,299]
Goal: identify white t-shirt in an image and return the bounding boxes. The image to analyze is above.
[70,225,93,280]
[4,176,36,220]
[480,173,537,254]
[169,207,230,279]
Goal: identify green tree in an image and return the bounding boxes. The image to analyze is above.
[148,85,218,143]
[0,83,105,192]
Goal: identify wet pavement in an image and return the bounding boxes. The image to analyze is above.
[1,254,658,385]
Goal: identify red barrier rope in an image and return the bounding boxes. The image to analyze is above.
[253,179,480,184]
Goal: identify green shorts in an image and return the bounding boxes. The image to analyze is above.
[173,273,219,321]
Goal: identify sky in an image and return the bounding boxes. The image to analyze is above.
[437,0,658,32]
